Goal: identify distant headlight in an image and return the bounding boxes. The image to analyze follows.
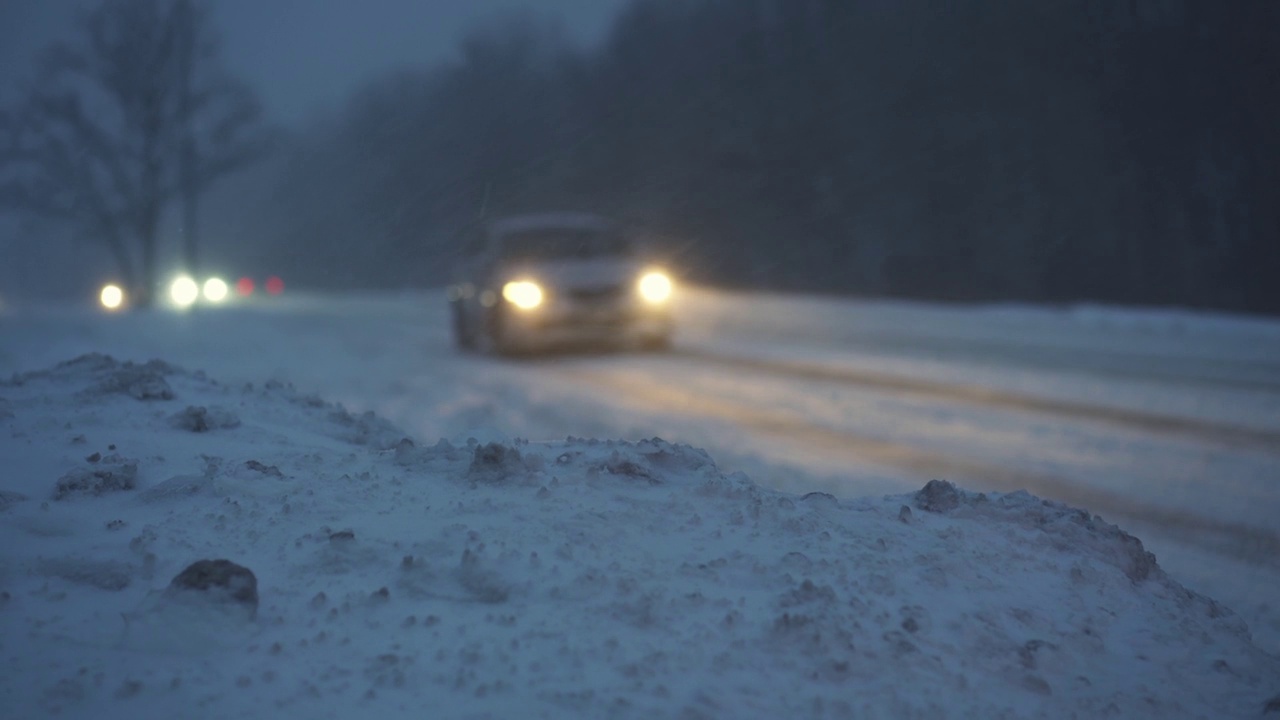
[638,271,673,303]
[502,280,544,310]
[99,284,125,311]
[169,276,199,307]
[202,277,229,303]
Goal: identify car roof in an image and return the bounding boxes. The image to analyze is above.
[487,212,615,237]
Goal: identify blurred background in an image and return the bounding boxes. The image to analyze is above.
[1,0,1277,315]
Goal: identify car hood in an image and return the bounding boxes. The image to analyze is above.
[499,257,648,291]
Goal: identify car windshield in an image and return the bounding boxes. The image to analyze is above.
[498,229,631,261]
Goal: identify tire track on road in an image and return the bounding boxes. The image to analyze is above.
[553,363,1280,568]
[673,347,1280,456]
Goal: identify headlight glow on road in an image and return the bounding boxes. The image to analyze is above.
[638,271,673,303]
[502,280,544,310]
[202,277,229,303]
[99,284,125,311]
[169,276,199,307]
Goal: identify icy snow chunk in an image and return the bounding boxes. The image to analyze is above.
[87,358,176,401]
[467,442,529,483]
[328,406,404,448]
[802,491,839,507]
[546,438,726,489]
[168,405,240,432]
[634,437,717,473]
[392,437,419,465]
[217,459,285,483]
[592,450,661,485]
[243,459,283,478]
[457,547,510,604]
[52,454,138,499]
[391,437,459,466]
[914,478,963,513]
[165,559,259,618]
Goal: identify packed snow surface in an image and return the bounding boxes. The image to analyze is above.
[1,354,1276,719]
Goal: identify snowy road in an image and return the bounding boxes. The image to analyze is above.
[3,286,1279,651]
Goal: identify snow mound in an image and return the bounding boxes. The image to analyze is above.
[7,353,178,401]
[0,357,1276,720]
[53,453,139,499]
[912,479,1160,582]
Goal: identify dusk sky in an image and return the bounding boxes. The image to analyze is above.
[0,0,630,125]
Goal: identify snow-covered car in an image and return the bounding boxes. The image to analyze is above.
[446,213,674,354]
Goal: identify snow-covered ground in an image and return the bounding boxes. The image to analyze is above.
[2,288,1278,718]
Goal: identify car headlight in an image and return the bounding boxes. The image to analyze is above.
[202,277,229,303]
[638,271,672,304]
[99,284,125,311]
[502,280,544,310]
[169,276,199,307]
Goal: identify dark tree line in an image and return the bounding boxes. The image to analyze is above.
[254,0,1279,315]
[0,0,271,306]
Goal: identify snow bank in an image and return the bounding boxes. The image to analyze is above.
[1,355,1276,719]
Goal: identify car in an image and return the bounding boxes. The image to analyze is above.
[446,212,675,355]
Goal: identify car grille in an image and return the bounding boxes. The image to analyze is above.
[568,286,625,304]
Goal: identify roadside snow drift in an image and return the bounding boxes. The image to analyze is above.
[1,355,1276,719]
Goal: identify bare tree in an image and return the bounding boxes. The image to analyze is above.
[0,0,271,305]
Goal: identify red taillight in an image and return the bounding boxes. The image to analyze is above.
[236,277,255,296]
[265,276,284,295]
